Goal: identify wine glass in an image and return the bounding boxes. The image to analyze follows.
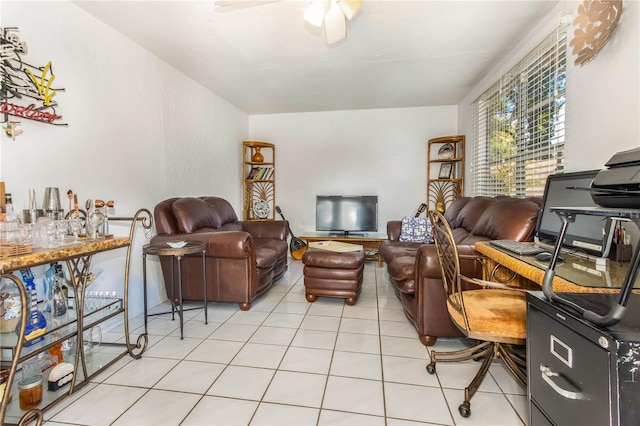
[68,218,83,241]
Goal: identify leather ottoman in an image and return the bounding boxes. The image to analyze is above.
[302,247,365,305]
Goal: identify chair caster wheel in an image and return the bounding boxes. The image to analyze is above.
[459,402,471,418]
[426,363,436,374]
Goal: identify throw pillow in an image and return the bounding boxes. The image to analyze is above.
[399,216,434,243]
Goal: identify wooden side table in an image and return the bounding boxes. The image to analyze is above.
[142,241,208,339]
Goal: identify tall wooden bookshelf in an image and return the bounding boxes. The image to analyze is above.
[427,135,465,212]
[243,141,275,220]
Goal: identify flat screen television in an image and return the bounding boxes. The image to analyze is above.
[316,195,378,236]
[536,169,615,258]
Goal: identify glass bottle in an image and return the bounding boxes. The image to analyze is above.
[51,274,67,317]
[54,264,72,310]
[4,193,17,222]
[42,262,56,313]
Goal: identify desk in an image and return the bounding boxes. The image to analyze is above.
[475,241,639,293]
[300,232,387,266]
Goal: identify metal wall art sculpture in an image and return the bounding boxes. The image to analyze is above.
[570,0,623,66]
[0,27,68,139]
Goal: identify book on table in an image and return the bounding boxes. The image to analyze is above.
[309,241,363,253]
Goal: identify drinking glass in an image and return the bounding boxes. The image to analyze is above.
[68,218,82,241]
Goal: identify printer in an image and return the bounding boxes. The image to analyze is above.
[590,147,640,208]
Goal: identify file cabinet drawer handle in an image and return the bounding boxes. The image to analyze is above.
[539,364,584,400]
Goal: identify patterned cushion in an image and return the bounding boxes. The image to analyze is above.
[399,216,434,243]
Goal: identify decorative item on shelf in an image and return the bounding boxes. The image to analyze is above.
[47,362,74,391]
[571,0,622,66]
[438,162,453,179]
[1,277,22,334]
[438,143,455,159]
[95,199,114,235]
[17,268,47,346]
[251,147,264,163]
[253,199,271,219]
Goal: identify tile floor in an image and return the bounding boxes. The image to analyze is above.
[42,260,528,425]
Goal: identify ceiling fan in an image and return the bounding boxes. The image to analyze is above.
[214,0,363,45]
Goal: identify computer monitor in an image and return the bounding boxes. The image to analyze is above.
[535,170,615,258]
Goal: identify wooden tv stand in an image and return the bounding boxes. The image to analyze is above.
[300,232,388,266]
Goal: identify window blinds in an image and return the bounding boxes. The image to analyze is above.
[472,25,568,197]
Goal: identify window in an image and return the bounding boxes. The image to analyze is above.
[472,25,568,197]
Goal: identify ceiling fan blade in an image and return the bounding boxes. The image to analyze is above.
[339,0,362,20]
[214,0,280,11]
[325,0,346,44]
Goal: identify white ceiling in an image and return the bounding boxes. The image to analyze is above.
[73,0,560,115]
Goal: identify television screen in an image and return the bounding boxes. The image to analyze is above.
[536,170,614,257]
[316,195,378,235]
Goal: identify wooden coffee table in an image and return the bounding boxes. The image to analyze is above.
[300,232,388,266]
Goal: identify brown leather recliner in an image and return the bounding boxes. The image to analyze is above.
[151,196,288,310]
[379,196,541,346]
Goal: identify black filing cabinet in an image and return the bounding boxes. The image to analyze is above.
[527,291,639,426]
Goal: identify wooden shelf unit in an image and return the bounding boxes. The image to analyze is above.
[427,135,465,212]
[242,141,276,221]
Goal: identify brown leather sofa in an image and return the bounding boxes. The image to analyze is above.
[151,196,288,310]
[379,196,541,346]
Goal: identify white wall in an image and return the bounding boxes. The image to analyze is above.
[1,1,249,318]
[458,1,639,189]
[249,106,458,236]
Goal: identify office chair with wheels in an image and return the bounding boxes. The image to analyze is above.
[426,210,527,418]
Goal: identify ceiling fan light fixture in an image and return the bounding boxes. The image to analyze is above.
[304,1,328,27]
[324,0,346,44]
[338,0,362,20]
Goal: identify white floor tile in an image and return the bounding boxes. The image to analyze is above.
[442,388,526,425]
[342,305,379,320]
[226,310,269,325]
[322,376,385,416]
[50,383,147,425]
[384,382,453,424]
[382,355,441,387]
[209,322,259,342]
[230,342,288,369]
[291,328,338,350]
[112,388,200,425]
[143,335,202,359]
[273,301,310,314]
[335,332,381,354]
[318,409,386,425]
[250,402,319,425]
[182,395,259,425]
[379,319,418,338]
[104,357,179,387]
[300,314,341,332]
[187,338,244,364]
[249,325,297,346]
[207,365,275,400]
[263,370,327,407]
[306,299,345,316]
[263,311,305,328]
[339,317,380,335]
[381,335,429,359]
[154,359,225,394]
[279,346,333,374]
[330,350,382,380]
